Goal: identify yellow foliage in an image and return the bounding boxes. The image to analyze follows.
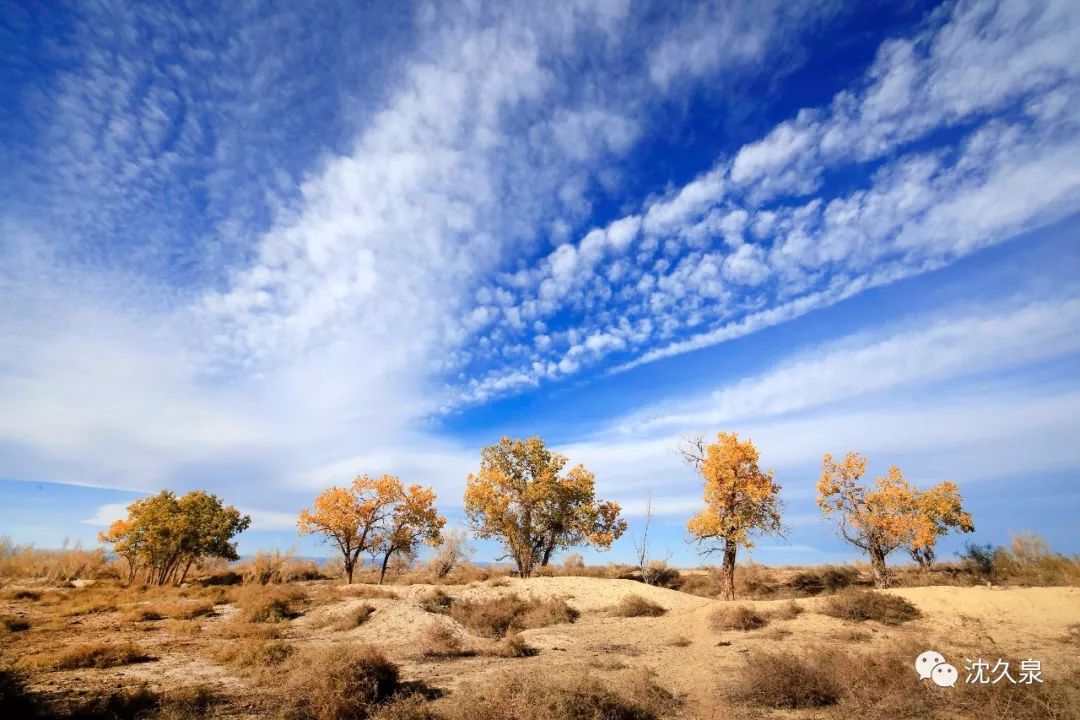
[463,436,626,577]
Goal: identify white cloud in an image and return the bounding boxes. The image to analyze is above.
[82,503,131,528]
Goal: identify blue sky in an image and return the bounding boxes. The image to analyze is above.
[2,0,1079,567]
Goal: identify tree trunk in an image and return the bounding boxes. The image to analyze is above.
[869,545,890,588]
[378,551,392,585]
[720,540,738,601]
[344,557,355,584]
[178,559,194,586]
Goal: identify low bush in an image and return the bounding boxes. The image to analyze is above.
[418,589,453,614]
[440,668,679,720]
[0,615,29,632]
[277,645,399,720]
[731,649,844,708]
[215,639,294,668]
[820,590,920,625]
[420,624,471,658]
[610,594,666,617]
[768,600,803,620]
[490,633,536,658]
[233,584,307,622]
[710,605,768,631]
[333,605,375,630]
[30,641,152,670]
[449,594,578,638]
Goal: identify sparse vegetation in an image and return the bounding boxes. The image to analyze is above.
[820,590,920,625]
[710,605,768,631]
[449,594,578,638]
[0,615,29,632]
[233,584,307,622]
[277,645,399,720]
[214,639,294,668]
[420,623,471,658]
[30,642,152,670]
[610,594,666,617]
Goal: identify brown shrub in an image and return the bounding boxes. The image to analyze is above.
[420,624,471,658]
[440,668,679,720]
[214,621,284,641]
[489,633,537,658]
[277,645,399,720]
[0,615,29,632]
[733,645,1080,719]
[418,589,453,614]
[125,599,214,622]
[710,605,768,631]
[610,594,666,617]
[336,584,399,600]
[30,641,152,670]
[2,588,43,601]
[820,590,920,625]
[215,639,294,668]
[667,636,691,647]
[448,594,578,638]
[153,685,228,720]
[768,600,804,620]
[233,584,307,622]
[332,605,375,630]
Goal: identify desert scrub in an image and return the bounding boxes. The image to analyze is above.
[819,590,920,625]
[449,594,578,638]
[417,589,453,614]
[610,594,666,617]
[420,623,472,658]
[333,604,375,630]
[731,649,844,709]
[29,641,152,670]
[710,605,768,631]
[441,668,679,720]
[215,639,294,668]
[276,645,399,720]
[233,584,307,622]
[124,599,214,622]
[0,615,29,632]
[489,632,536,658]
[768,600,804,620]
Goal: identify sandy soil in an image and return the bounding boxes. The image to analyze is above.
[3,578,1078,719]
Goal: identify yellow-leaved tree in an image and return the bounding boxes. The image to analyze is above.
[369,483,445,584]
[682,432,783,600]
[297,474,402,584]
[817,452,974,587]
[464,436,626,578]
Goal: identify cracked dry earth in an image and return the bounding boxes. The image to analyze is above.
[3,577,1079,719]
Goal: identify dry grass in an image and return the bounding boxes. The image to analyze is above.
[277,645,400,720]
[610,594,666,617]
[667,635,691,647]
[371,694,442,720]
[768,599,804,620]
[418,589,454,614]
[449,594,578,638]
[0,615,29,632]
[123,599,215,622]
[28,641,152,670]
[820,589,920,625]
[332,604,375,630]
[420,624,472,659]
[489,633,537,658]
[0,537,112,583]
[212,620,284,641]
[730,645,1080,719]
[439,668,679,720]
[214,638,294,668]
[336,584,399,599]
[232,584,307,622]
[710,605,768,631]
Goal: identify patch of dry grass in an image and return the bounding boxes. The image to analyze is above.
[276,645,400,720]
[710,605,768,631]
[667,635,691,647]
[768,600,804,620]
[730,645,1080,719]
[232,584,307,622]
[439,668,679,720]
[215,639,294,669]
[123,599,215,622]
[419,624,472,659]
[449,594,578,638]
[820,590,920,625]
[610,594,666,617]
[332,604,375,630]
[489,633,536,658]
[0,615,29,632]
[28,641,152,670]
[418,589,454,614]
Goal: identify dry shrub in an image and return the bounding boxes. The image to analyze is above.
[490,633,536,658]
[59,590,119,616]
[153,685,227,720]
[2,588,43,601]
[30,641,152,670]
[733,645,1080,719]
[233,584,307,622]
[1062,623,1080,645]
[51,685,160,720]
[992,532,1080,586]
[125,600,214,622]
[820,590,920,625]
[213,621,283,641]
[768,600,803,620]
[418,589,454,614]
[610,594,666,617]
[449,594,578,638]
[0,537,110,583]
[486,576,510,588]
[277,645,399,720]
[710,605,768,631]
[789,565,859,596]
[731,648,844,708]
[336,584,398,600]
[420,624,472,658]
[332,604,375,630]
[371,694,442,720]
[123,606,164,622]
[678,570,724,598]
[667,636,691,647]
[215,639,294,668]
[440,668,679,720]
[735,563,781,598]
[0,615,29,632]
[832,629,872,642]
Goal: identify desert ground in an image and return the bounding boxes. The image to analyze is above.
[2,567,1079,719]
